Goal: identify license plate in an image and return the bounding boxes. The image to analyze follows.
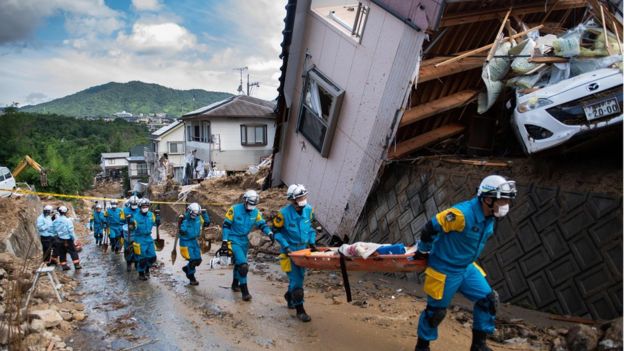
[583,97,621,121]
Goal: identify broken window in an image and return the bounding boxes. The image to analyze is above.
[297,68,345,157]
[241,125,268,146]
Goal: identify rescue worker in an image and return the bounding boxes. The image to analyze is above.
[123,195,140,272]
[105,200,125,254]
[179,203,210,285]
[129,198,160,281]
[273,184,316,322]
[414,175,517,351]
[37,205,56,264]
[90,203,107,246]
[53,206,81,271]
[221,190,274,300]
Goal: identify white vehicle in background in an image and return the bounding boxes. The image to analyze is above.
[0,166,16,198]
[512,68,623,154]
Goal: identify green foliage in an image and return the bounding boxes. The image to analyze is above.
[20,81,233,117]
[0,112,149,194]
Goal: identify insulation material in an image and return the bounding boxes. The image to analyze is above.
[506,69,548,89]
[485,41,513,81]
[553,35,581,57]
[477,79,504,114]
[511,39,539,73]
[548,62,571,85]
[580,31,620,56]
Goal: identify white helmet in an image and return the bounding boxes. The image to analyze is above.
[477,175,517,199]
[288,184,308,200]
[43,205,53,212]
[111,200,118,206]
[128,196,139,206]
[138,198,151,207]
[58,206,68,214]
[95,204,102,209]
[188,202,201,215]
[243,190,259,206]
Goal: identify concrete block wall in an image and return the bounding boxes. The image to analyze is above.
[351,162,623,320]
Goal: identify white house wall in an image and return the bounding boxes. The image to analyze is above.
[156,125,185,168]
[279,1,425,236]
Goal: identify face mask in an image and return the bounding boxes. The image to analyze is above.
[246,204,256,211]
[111,204,117,209]
[131,205,138,210]
[296,199,307,207]
[494,204,509,218]
[190,212,197,218]
[141,207,149,213]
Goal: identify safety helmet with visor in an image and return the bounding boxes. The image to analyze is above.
[243,190,259,210]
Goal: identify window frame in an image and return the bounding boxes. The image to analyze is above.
[296,67,345,158]
[240,124,268,146]
[168,141,185,155]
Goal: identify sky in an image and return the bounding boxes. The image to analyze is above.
[0,0,286,107]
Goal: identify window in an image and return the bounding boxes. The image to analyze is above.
[297,68,344,157]
[186,121,211,143]
[109,159,116,165]
[137,163,148,176]
[312,1,369,43]
[186,125,192,142]
[241,125,268,146]
[168,142,184,154]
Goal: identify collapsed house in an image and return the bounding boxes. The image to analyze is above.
[271,0,623,320]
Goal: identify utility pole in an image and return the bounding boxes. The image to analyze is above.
[233,66,260,96]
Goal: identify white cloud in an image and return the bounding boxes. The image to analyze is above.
[132,0,162,12]
[116,22,197,54]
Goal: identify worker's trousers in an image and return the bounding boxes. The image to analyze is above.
[40,236,55,263]
[231,238,249,285]
[133,237,156,273]
[180,238,202,276]
[109,226,123,253]
[417,263,494,341]
[56,239,80,266]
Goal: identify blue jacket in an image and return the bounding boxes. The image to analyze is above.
[90,211,107,229]
[131,211,159,241]
[105,207,125,228]
[180,211,210,240]
[273,204,316,252]
[222,203,271,241]
[423,197,495,274]
[53,216,75,240]
[37,214,55,237]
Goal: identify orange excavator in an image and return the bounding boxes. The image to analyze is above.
[12,155,48,187]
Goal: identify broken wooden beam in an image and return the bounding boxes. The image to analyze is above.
[399,90,478,128]
[440,0,586,27]
[434,25,543,68]
[389,124,465,159]
[528,56,569,63]
[419,57,483,82]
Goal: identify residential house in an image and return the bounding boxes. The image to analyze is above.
[145,120,186,183]
[271,0,442,236]
[181,95,276,172]
[127,145,149,193]
[100,152,129,179]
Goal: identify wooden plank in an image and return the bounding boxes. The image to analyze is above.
[440,0,586,27]
[600,5,615,56]
[434,25,543,67]
[528,56,569,63]
[486,9,512,62]
[389,124,465,159]
[400,90,478,128]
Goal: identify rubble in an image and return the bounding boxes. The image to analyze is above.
[566,324,601,351]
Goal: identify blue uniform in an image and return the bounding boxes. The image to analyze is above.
[130,211,159,273]
[37,214,55,262]
[123,207,140,265]
[417,197,496,341]
[53,216,80,266]
[90,210,107,244]
[179,211,210,276]
[106,207,125,253]
[273,204,316,306]
[223,203,272,285]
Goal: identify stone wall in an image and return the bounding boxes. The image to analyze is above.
[351,161,623,320]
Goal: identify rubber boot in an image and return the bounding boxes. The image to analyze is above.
[231,278,240,292]
[284,292,294,309]
[415,338,430,351]
[138,272,148,281]
[61,264,70,271]
[295,304,311,322]
[74,263,82,270]
[240,284,252,301]
[470,330,493,351]
[182,265,191,279]
[189,274,199,286]
[145,266,150,278]
[126,262,132,272]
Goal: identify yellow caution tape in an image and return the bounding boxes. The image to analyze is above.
[12,188,227,206]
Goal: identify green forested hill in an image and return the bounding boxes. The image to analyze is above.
[21,81,233,117]
[0,112,149,193]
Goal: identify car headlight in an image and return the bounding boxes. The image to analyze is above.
[517,97,554,113]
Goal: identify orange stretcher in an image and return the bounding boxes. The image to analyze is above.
[289,247,427,273]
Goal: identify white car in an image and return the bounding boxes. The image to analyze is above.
[0,166,16,198]
[512,68,623,154]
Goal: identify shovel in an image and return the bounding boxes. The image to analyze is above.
[171,214,184,265]
[154,205,165,251]
[101,228,109,253]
